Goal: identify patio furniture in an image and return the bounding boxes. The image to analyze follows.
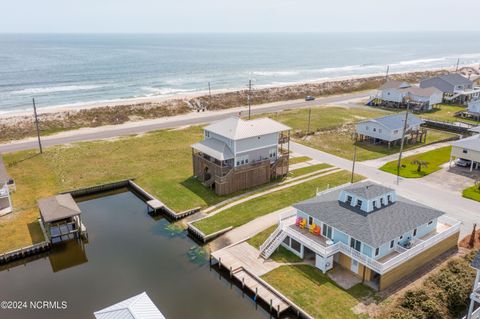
[313,225,321,236]
[309,223,316,233]
[299,219,306,229]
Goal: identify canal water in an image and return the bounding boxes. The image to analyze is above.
[0,190,275,319]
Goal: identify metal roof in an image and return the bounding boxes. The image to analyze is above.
[191,138,234,161]
[94,292,166,319]
[38,194,82,223]
[379,80,410,90]
[204,117,291,140]
[293,181,444,247]
[452,134,480,152]
[359,113,424,131]
[344,183,393,200]
[0,155,11,185]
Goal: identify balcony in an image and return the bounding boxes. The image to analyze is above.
[278,212,460,275]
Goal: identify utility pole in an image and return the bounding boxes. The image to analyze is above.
[307,108,312,135]
[455,58,460,72]
[32,98,43,154]
[351,135,357,183]
[385,65,390,80]
[396,102,410,185]
[247,79,252,120]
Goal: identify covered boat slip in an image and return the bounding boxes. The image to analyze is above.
[38,194,87,244]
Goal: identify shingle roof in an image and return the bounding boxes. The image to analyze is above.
[94,292,165,319]
[469,126,480,134]
[204,117,291,140]
[0,155,11,185]
[344,183,393,200]
[293,181,444,247]
[472,252,480,270]
[38,194,82,223]
[400,86,442,97]
[438,73,473,86]
[452,134,480,152]
[191,138,234,160]
[379,80,410,90]
[359,113,424,131]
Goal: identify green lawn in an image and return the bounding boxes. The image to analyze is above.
[247,225,302,263]
[421,104,480,125]
[463,185,480,202]
[192,170,363,235]
[262,265,374,319]
[380,146,452,178]
[266,106,457,161]
[289,163,333,178]
[289,156,312,165]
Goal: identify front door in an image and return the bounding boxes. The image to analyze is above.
[351,259,359,274]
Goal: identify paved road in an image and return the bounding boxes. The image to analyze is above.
[0,91,371,154]
[290,142,480,237]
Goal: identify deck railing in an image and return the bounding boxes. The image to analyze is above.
[278,212,460,275]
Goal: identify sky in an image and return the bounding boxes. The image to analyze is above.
[1,0,480,33]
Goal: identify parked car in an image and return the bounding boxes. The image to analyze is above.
[305,96,315,101]
[456,158,472,167]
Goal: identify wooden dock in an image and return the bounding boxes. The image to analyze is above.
[211,241,313,318]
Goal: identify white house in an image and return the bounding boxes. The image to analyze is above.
[420,73,480,104]
[450,132,480,171]
[374,80,443,110]
[356,113,425,147]
[469,100,480,114]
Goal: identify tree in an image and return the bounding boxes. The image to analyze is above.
[411,159,429,173]
[469,223,477,249]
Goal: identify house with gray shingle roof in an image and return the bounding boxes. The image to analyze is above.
[259,181,460,291]
[191,117,291,195]
[355,113,426,147]
[372,80,443,111]
[420,73,480,104]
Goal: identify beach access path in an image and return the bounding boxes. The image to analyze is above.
[0,91,372,154]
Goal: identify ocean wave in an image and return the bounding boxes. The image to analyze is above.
[251,70,300,76]
[140,87,195,96]
[395,57,447,66]
[12,85,102,95]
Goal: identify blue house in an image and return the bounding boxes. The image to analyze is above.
[259,181,460,290]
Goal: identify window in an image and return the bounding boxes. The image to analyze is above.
[390,240,394,249]
[387,195,392,203]
[373,201,378,209]
[463,149,468,154]
[291,238,301,253]
[428,220,433,226]
[413,228,417,237]
[394,130,399,134]
[236,155,249,166]
[322,224,333,239]
[269,148,277,158]
[380,198,385,206]
[283,236,290,245]
[375,248,379,256]
[350,238,362,252]
[356,199,363,208]
[346,195,353,204]
[308,216,313,226]
[205,131,210,138]
[399,235,403,240]
[373,128,377,132]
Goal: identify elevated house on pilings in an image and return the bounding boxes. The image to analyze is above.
[38,194,88,244]
[191,116,291,196]
[0,155,14,216]
[355,113,426,148]
[420,73,480,105]
[466,252,480,319]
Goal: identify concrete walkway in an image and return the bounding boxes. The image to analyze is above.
[361,141,453,168]
[209,207,293,251]
[290,141,480,237]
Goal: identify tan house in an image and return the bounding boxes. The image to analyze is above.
[191,117,291,195]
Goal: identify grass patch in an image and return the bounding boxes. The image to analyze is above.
[193,170,363,235]
[247,225,302,263]
[289,163,333,178]
[463,185,480,202]
[421,104,480,125]
[380,146,452,178]
[289,156,312,165]
[262,265,375,319]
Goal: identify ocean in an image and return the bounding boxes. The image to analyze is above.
[1,32,480,114]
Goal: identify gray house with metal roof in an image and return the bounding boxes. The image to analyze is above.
[191,117,291,195]
[259,181,460,290]
[356,113,426,147]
